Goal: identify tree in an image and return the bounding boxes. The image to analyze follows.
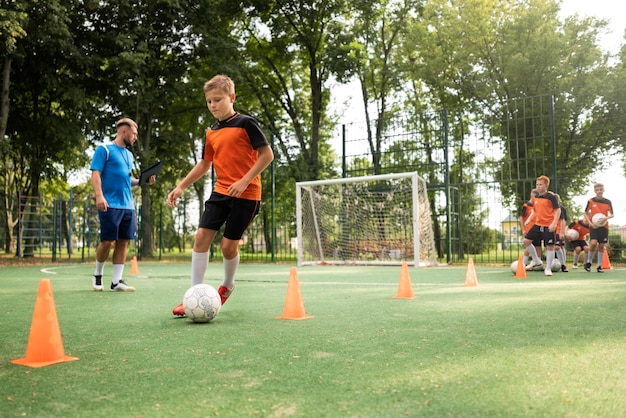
[345,0,420,175]
[405,0,616,209]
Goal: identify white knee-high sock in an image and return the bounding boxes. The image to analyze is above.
[545,249,555,270]
[191,251,209,286]
[222,253,240,290]
[94,260,105,276]
[526,245,540,263]
[112,264,124,284]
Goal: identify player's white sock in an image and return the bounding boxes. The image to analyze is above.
[556,248,565,265]
[545,249,555,269]
[527,245,540,263]
[523,255,529,264]
[222,253,240,290]
[597,251,604,267]
[94,260,105,276]
[573,253,579,265]
[191,251,209,286]
[112,264,124,284]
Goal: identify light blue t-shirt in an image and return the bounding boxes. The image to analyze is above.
[90,143,135,210]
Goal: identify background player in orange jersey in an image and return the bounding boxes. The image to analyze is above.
[522,176,561,276]
[566,218,591,269]
[583,183,614,273]
[519,189,539,265]
[167,75,274,316]
[554,194,569,272]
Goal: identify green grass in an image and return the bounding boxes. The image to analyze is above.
[1,262,626,417]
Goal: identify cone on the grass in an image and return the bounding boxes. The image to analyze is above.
[393,261,415,299]
[276,267,313,320]
[130,256,139,274]
[463,258,478,287]
[602,251,612,270]
[515,255,527,278]
[11,279,79,368]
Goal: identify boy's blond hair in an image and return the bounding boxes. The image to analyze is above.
[204,75,235,95]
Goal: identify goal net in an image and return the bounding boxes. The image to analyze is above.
[296,172,438,267]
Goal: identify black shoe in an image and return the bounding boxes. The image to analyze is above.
[597,266,604,273]
[584,263,591,272]
[92,275,103,291]
[561,264,569,273]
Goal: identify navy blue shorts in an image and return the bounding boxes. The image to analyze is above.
[199,192,260,240]
[98,208,137,241]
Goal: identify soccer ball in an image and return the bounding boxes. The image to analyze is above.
[566,229,579,241]
[592,213,607,227]
[510,260,518,274]
[551,259,561,272]
[182,284,222,323]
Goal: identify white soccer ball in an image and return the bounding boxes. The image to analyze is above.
[566,229,579,241]
[510,260,518,274]
[592,213,607,227]
[551,259,561,272]
[183,284,222,323]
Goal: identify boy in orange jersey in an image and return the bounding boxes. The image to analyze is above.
[167,75,274,316]
[554,194,568,272]
[566,218,591,269]
[583,183,614,273]
[522,176,561,276]
[518,189,539,265]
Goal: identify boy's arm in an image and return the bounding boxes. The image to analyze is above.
[167,159,212,208]
[549,208,561,232]
[227,145,274,198]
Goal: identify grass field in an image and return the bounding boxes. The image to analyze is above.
[1,261,625,417]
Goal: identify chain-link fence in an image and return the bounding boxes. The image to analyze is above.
[2,95,625,264]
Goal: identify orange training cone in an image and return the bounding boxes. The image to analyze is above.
[515,255,527,278]
[276,267,313,320]
[130,256,139,274]
[463,258,478,287]
[602,251,612,270]
[11,279,79,368]
[393,261,416,299]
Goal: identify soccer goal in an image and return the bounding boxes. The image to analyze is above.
[296,172,438,267]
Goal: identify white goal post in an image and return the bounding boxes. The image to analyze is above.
[296,172,438,267]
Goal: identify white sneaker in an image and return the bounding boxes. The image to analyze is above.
[110,280,135,292]
[92,275,103,291]
[572,264,578,269]
[544,268,553,277]
[526,260,543,271]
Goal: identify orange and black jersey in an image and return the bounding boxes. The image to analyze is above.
[203,113,270,201]
[531,192,560,227]
[557,205,567,235]
[585,197,613,226]
[519,202,534,234]
[568,219,590,239]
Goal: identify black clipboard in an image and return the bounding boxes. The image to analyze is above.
[139,160,162,185]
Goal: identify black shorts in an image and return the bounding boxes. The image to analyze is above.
[589,226,609,243]
[570,239,588,249]
[525,225,556,247]
[199,192,260,240]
